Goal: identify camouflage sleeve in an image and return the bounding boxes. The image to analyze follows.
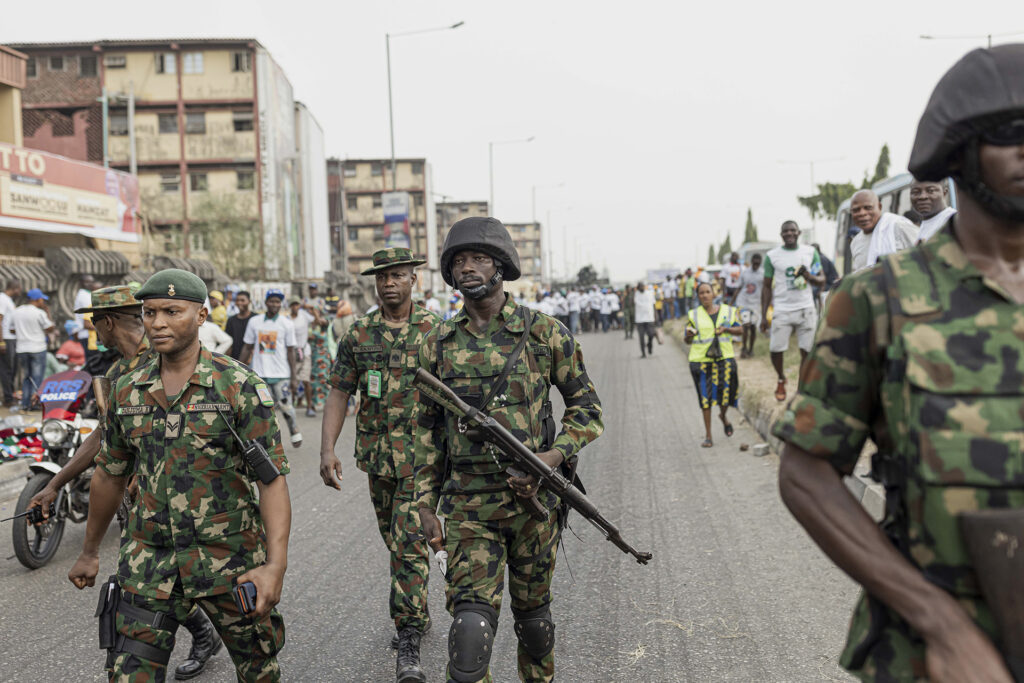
[95,388,134,478]
[771,269,884,474]
[412,327,443,510]
[548,321,604,463]
[237,375,290,476]
[328,325,359,394]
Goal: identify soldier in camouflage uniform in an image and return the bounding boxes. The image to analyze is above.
[774,46,1024,682]
[319,247,438,683]
[68,269,291,682]
[32,284,223,679]
[415,217,603,683]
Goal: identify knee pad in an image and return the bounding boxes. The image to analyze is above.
[447,602,498,683]
[512,604,555,659]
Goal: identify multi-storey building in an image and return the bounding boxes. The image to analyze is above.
[337,157,435,277]
[505,221,543,281]
[435,200,488,263]
[10,38,327,280]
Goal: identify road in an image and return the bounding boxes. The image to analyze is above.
[0,330,858,682]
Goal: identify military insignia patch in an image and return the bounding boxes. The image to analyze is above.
[185,403,232,412]
[168,284,176,296]
[116,406,154,416]
[256,383,274,407]
[354,345,384,354]
[165,413,182,439]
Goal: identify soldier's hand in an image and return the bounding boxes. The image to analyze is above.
[234,563,285,619]
[418,508,443,550]
[507,450,563,498]
[29,484,58,517]
[318,452,343,490]
[68,551,99,590]
[925,619,1014,683]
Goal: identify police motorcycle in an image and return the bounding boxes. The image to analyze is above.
[10,369,99,569]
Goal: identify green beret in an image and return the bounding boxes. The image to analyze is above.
[134,268,208,303]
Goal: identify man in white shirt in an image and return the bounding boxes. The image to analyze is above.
[565,289,582,334]
[288,299,318,417]
[761,222,824,402]
[721,253,743,301]
[849,190,919,271]
[911,179,957,243]
[730,253,764,359]
[0,279,20,406]
[661,276,676,320]
[198,319,233,354]
[633,282,656,358]
[13,288,55,410]
[240,289,303,447]
[72,275,99,362]
[423,290,442,316]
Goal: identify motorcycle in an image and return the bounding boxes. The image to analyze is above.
[11,369,99,569]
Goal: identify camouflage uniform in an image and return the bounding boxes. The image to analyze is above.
[772,223,1024,681]
[97,348,289,682]
[414,295,603,682]
[329,303,438,631]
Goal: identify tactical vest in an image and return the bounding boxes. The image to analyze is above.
[877,248,1024,599]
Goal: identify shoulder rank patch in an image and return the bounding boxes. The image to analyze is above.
[116,406,154,416]
[255,382,274,407]
[354,345,384,354]
[185,403,232,412]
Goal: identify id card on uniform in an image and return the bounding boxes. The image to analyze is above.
[367,370,382,398]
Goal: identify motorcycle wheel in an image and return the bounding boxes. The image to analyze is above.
[12,474,67,570]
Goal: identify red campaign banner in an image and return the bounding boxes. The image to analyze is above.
[0,142,140,240]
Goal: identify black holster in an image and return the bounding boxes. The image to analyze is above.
[96,575,120,652]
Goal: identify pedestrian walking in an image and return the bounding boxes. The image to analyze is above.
[685,282,742,447]
[13,289,55,410]
[288,299,319,417]
[721,253,742,302]
[760,221,824,402]
[307,314,329,410]
[621,284,635,339]
[206,290,228,330]
[730,253,763,358]
[567,288,582,334]
[225,290,254,360]
[0,279,20,406]
[73,275,99,364]
[319,248,437,683]
[633,282,656,357]
[415,217,603,683]
[67,269,290,682]
[775,45,1024,682]
[682,269,696,317]
[240,290,303,447]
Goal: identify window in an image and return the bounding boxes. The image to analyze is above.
[370,164,382,177]
[158,113,178,134]
[190,173,208,191]
[411,162,423,175]
[160,174,180,193]
[109,113,129,136]
[372,227,385,241]
[236,170,254,190]
[185,112,206,134]
[372,196,382,209]
[343,165,356,177]
[347,195,358,211]
[348,228,358,242]
[182,52,203,74]
[232,111,253,132]
[155,52,176,75]
[26,58,36,78]
[79,55,97,77]
[49,56,64,71]
[189,230,206,253]
[231,52,252,73]
[104,55,126,69]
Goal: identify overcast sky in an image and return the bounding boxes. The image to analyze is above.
[4,1,1018,281]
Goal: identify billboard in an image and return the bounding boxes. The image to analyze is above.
[382,191,411,249]
[0,142,140,242]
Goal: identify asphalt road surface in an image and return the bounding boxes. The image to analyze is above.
[0,330,858,682]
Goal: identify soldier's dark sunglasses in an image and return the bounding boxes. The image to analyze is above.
[979,118,1024,146]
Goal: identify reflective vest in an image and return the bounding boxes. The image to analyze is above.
[687,305,737,362]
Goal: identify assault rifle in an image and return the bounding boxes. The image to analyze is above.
[414,368,652,565]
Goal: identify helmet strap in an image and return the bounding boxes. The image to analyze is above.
[956,138,1024,221]
[459,266,504,300]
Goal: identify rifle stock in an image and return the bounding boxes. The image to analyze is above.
[414,368,652,565]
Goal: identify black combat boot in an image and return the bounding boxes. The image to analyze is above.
[395,627,426,683]
[391,617,430,648]
[174,608,223,680]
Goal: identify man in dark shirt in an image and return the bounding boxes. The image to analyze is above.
[225,290,254,360]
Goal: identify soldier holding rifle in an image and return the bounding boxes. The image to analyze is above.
[775,46,1024,682]
[414,217,604,683]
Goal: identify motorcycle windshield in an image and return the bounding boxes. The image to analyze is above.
[38,370,92,420]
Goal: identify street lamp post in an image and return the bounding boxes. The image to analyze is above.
[777,157,844,241]
[920,30,1024,48]
[386,21,464,190]
[532,182,564,281]
[488,136,534,217]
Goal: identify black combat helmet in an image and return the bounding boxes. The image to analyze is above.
[440,217,522,287]
[909,44,1024,219]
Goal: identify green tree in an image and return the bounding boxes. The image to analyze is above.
[743,208,758,243]
[707,245,716,264]
[576,264,597,288]
[795,144,891,221]
[863,143,891,188]
[717,233,733,263]
[188,194,262,279]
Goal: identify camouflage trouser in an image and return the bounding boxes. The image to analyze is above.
[109,585,284,682]
[444,511,560,683]
[367,474,430,630]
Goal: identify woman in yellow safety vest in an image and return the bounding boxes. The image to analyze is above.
[685,281,743,447]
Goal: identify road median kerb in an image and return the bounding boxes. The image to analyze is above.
[663,319,885,521]
[0,459,30,504]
